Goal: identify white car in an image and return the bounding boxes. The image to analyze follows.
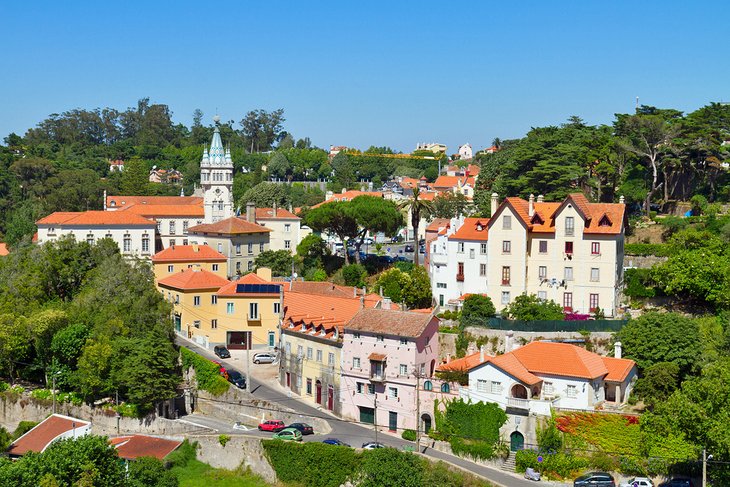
[253,351,277,364]
[621,478,654,487]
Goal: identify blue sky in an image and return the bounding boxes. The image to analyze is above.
[2,1,728,153]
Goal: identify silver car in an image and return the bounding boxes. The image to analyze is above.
[253,351,277,364]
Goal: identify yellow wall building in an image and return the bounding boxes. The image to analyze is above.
[152,244,228,282]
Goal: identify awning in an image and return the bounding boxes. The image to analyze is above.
[368,353,387,361]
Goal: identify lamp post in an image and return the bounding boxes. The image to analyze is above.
[51,370,62,415]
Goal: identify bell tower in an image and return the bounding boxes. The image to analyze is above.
[201,116,234,223]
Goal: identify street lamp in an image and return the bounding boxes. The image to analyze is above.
[51,370,62,415]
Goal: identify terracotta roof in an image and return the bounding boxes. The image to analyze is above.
[217,273,281,296]
[106,195,203,210]
[0,243,8,256]
[437,351,491,372]
[152,244,226,263]
[345,308,437,338]
[283,281,363,298]
[7,414,90,456]
[489,352,542,385]
[602,356,636,382]
[111,435,182,460]
[369,352,387,361]
[449,218,489,241]
[466,164,480,176]
[123,204,204,218]
[37,211,155,227]
[399,177,421,189]
[433,176,475,189]
[426,218,451,233]
[284,290,381,330]
[188,217,271,235]
[583,203,625,235]
[311,191,383,208]
[157,268,230,291]
[255,208,300,220]
[530,202,561,232]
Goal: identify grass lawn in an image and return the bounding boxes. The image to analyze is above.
[171,459,271,487]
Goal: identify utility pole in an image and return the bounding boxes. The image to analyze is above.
[52,373,57,415]
[246,332,251,392]
[415,370,421,452]
[374,393,378,444]
[703,448,711,487]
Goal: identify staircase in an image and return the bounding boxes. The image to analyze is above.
[501,453,516,472]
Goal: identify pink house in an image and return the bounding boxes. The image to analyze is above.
[340,308,441,434]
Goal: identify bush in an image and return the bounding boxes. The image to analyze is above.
[623,268,656,298]
[165,439,198,468]
[624,243,673,257]
[30,389,53,401]
[218,434,231,447]
[515,449,588,480]
[262,440,360,487]
[13,421,39,439]
[461,295,496,325]
[360,447,425,487]
[501,294,564,321]
[434,398,506,461]
[401,429,417,441]
[180,348,230,396]
[341,264,368,287]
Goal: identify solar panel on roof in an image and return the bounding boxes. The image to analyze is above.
[235,284,281,294]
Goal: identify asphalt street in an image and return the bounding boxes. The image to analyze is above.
[176,337,557,487]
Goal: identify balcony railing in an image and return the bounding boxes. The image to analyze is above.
[370,372,385,382]
[507,397,529,409]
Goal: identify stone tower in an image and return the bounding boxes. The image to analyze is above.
[201,117,234,223]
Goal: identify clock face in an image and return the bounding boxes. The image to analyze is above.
[215,189,221,194]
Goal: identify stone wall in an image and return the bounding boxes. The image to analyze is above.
[462,328,615,356]
[624,254,668,269]
[190,434,277,484]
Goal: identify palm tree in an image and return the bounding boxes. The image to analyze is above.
[398,187,433,266]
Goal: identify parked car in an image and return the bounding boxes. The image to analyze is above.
[253,352,277,364]
[227,370,246,389]
[258,420,285,432]
[322,438,350,447]
[404,244,414,252]
[212,361,228,380]
[213,345,231,359]
[524,467,541,481]
[286,423,314,435]
[419,244,425,254]
[658,478,694,487]
[620,478,653,487]
[361,441,386,449]
[574,472,616,487]
[272,427,302,441]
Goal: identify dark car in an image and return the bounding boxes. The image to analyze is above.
[214,345,231,359]
[419,244,425,254]
[404,244,414,252]
[286,423,314,435]
[227,370,246,389]
[574,472,616,487]
[658,478,694,487]
[322,438,350,447]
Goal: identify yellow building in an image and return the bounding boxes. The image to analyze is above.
[151,244,228,282]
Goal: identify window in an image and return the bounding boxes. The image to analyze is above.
[376,335,384,342]
[247,261,253,271]
[564,267,573,281]
[457,242,464,253]
[316,350,322,362]
[211,319,217,329]
[328,353,335,366]
[423,380,433,391]
[441,383,450,393]
[368,383,375,395]
[269,331,275,347]
[399,364,408,376]
[212,264,219,271]
[469,248,475,259]
[249,302,259,320]
[217,243,223,253]
[193,320,200,328]
[123,235,131,252]
[169,239,175,246]
[211,295,218,304]
[420,362,426,374]
[356,382,364,394]
[477,379,488,392]
[436,282,447,289]
[567,384,577,398]
[182,221,188,235]
[501,291,510,305]
[590,268,600,282]
[296,375,302,389]
[193,296,201,306]
[539,240,548,253]
[284,224,291,232]
[439,294,444,306]
[590,293,599,311]
[353,332,361,339]
[235,244,241,255]
[169,221,176,235]
[284,240,291,249]
[480,264,486,276]
[259,243,264,252]
[306,379,312,395]
[490,381,502,394]
[175,295,179,304]
[537,291,547,300]
[399,338,408,346]
[226,302,234,314]
[167,265,174,273]
[591,242,601,255]
[388,387,398,398]
[480,243,487,254]
[544,382,554,395]
[248,243,253,254]
[457,262,464,279]
[563,292,573,310]
[142,235,149,253]
[565,216,574,236]
[503,215,511,229]
[501,266,510,285]
[353,357,360,369]
[297,345,303,358]
[274,302,281,314]
[564,241,574,255]
[539,266,547,280]
[502,240,511,253]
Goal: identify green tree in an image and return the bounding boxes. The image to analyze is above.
[304,201,358,264]
[373,268,410,305]
[127,456,178,487]
[501,294,564,321]
[632,361,681,409]
[254,250,295,276]
[341,264,367,287]
[268,152,291,180]
[347,196,403,264]
[402,266,432,309]
[461,295,496,325]
[331,152,355,188]
[360,448,425,487]
[119,158,150,195]
[431,192,469,219]
[239,182,289,208]
[296,234,329,259]
[0,314,31,380]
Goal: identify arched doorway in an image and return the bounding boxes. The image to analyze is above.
[510,431,524,451]
[315,380,322,404]
[421,414,432,434]
[510,384,528,399]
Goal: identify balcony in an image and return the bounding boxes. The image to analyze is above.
[501,279,510,286]
[507,397,529,410]
[369,372,385,382]
[456,273,464,282]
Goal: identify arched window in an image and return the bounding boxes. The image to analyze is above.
[423,380,433,391]
[441,383,450,393]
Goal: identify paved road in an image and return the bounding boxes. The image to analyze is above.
[177,337,553,487]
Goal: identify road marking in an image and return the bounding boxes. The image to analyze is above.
[176,419,219,432]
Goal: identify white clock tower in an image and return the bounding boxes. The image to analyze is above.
[201,117,234,223]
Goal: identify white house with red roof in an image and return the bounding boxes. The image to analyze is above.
[7,414,91,458]
[254,205,311,254]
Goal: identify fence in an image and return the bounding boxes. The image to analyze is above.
[461,317,627,332]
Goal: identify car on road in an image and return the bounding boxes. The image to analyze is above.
[574,472,616,487]
[253,351,277,364]
[404,244,414,252]
[419,244,425,254]
[258,420,285,432]
[227,370,246,389]
[272,427,302,441]
[322,438,350,447]
[286,423,314,435]
[212,361,228,380]
[620,478,653,487]
[361,442,386,449]
[213,345,231,359]
[658,479,694,487]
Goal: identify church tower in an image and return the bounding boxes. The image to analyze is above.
[201,116,234,223]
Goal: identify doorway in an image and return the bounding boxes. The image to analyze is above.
[388,411,397,432]
[316,380,322,404]
[327,385,334,410]
[510,431,524,451]
[421,414,432,434]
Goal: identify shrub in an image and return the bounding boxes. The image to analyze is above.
[218,434,231,447]
[515,449,588,479]
[590,451,618,472]
[360,447,425,487]
[623,268,656,298]
[624,243,673,257]
[501,294,564,321]
[461,294,496,325]
[341,264,368,287]
[0,382,9,392]
[166,439,198,468]
[433,398,506,461]
[180,347,229,396]
[30,389,53,401]
[113,402,139,418]
[401,429,417,441]
[262,440,360,487]
[13,421,39,439]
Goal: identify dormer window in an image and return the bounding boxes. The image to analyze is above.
[531,213,544,225]
[599,214,612,227]
[476,223,483,231]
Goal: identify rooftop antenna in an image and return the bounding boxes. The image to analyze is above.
[635,96,639,112]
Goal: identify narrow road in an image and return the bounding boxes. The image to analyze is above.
[177,337,556,487]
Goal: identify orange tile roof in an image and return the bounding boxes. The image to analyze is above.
[157,268,230,291]
[437,351,490,372]
[106,195,203,210]
[602,356,636,382]
[426,218,451,233]
[369,352,387,361]
[152,244,226,263]
[399,177,421,189]
[37,211,155,226]
[284,290,380,329]
[449,217,489,241]
[490,352,542,385]
[217,273,281,296]
[0,243,8,256]
[255,207,300,220]
[123,204,204,218]
[530,202,561,232]
[433,175,475,189]
[466,164,480,176]
[188,217,271,235]
[111,435,182,460]
[345,308,437,338]
[283,281,363,298]
[8,414,90,456]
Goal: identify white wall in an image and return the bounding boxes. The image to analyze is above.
[37,225,156,259]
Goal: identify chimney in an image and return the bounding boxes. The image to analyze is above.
[341,188,347,194]
[614,341,622,359]
[353,286,357,297]
[246,202,256,222]
[490,193,498,216]
[479,345,485,362]
[504,331,513,353]
[381,297,392,309]
[619,195,625,204]
[360,295,365,309]
[528,194,535,217]
[537,194,544,203]
[103,189,107,211]
[273,201,277,218]
[192,244,199,253]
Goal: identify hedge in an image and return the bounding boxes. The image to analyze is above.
[624,243,673,257]
[262,440,361,487]
[180,348,230,396]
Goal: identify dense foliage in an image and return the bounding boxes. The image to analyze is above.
[180,348,230,396]
[461,294,496,324]
[372,265,432,309]
[433,398,507,461]
[500,293,564,321]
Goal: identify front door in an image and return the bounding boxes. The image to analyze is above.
[268,331,275,348]
[388,411,397,432]
[359,407,375,425]
[327,385,334,410]
[316,381,322,404]
[422,414,432,434]
[285,372,290,388]
[174,315,181,332]
[510,431,524,451]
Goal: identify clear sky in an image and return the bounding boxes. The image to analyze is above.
[2,1,728,153]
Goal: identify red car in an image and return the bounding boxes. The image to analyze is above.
[258,420,285,432]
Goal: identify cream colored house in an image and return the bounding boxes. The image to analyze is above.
[151,244,227,282]
[255,206,311,254]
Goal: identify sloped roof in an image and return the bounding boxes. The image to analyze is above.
[284,291,377,330]
[255,208,300,220]
[284,281,362,298]
[111,435,182,460]
[7,414,90,456]
[345,308,437,338]
[490,352,542,385]
[311,191,384,208]
[106,195,203,210]
[602,356,636,382]
[152,244,226,263]
[426,218,451,233]
[437,351,491,372]
[188,217,271,235]
[449,218,489,241]
[217,273,281,296]
[36,211,155,227]
[123,204,204,218]
[157,268,230,291]
[433,176,475,188]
